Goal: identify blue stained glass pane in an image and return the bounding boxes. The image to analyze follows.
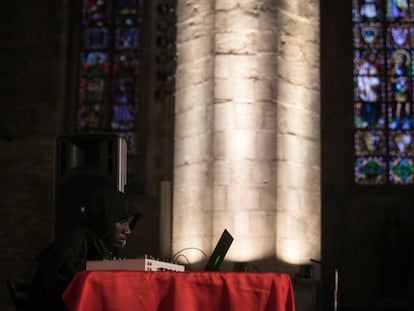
[354,23,384,48]
[111,104,136,131]
[80,78,109,103]
[388,48,412,76]
[387,49,413,131]
[354,49,384,78]
[113,52,139,76]
[355,130,386,155]
[81,51,110,78]
[387,84,412,115]
[353,0,384,21]
[116,0,140,14]
[355,49,384,76]
[82,0,109,26]
[389,156,414,183]
[354,79,385,104]
[386,0,413,20]
[355,102,386,129]
[111,77,137,130]
[77,103,109,130]
[84,28,108,49]
[116,15,140,27]
[114,78,135,105]
[355,156,387,184]
[388,102,414,129]
[387,24,411,46]
[116,28,139,49]
[354,73,384,103]
[389,130,414,154]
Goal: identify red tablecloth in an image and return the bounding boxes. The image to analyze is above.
[63,270,296,311]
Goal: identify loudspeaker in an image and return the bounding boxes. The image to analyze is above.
[54,132,127,236]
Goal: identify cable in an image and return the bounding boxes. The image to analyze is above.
[172,247,208,262]
[173,254,193,271]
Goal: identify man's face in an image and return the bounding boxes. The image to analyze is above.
[110,216,134,248]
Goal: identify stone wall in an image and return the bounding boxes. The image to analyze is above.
[321,0,414,310]
[0,2,67,310]
[1,1,413,311]
[0,1,167,310]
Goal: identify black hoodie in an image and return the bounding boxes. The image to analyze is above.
[24,186,141,311]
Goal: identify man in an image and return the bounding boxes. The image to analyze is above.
[24,186,141,311]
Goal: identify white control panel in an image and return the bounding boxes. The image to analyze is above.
[86,258,185,272]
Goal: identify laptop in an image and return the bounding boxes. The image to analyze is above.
[204,229,234,271]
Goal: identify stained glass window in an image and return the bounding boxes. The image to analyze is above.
[353,0,414,184]
[77,0,143,158]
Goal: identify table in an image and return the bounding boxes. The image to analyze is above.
[63,270,296,311]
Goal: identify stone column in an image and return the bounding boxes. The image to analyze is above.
[212,1,277,262]
[173,0,320,268]
[274,1,321,265]
[172,0,215,264]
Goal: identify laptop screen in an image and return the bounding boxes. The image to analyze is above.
[204,229,234,271]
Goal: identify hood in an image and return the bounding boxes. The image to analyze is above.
[84,186,141,237]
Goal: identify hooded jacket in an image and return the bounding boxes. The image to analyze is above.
[24,187,141,311]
